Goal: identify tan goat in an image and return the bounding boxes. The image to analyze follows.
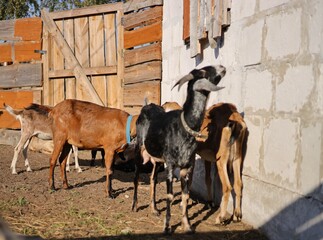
[3,103,80,174]
[48,99,138,198]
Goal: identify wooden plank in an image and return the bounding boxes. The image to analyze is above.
[123,80,160,106]
[197,0,206,40]
[64,18,76,100]
[124,61,161,84]
[0,90,41,129]
[213,0,223,39]
[49,65,117,78]
[42,29,51,105]
[52,20,65,105]
[190,0,200,57]
[123,106,142,116]
[0,43,12,63]
[124,21,162,49]
[89,15,107,105]
[105,13,118,108]
[124,42,161,67]
[50,2,123,20]
[0,19,16,40]
[115,10,124,109]
[123,6,162,30]
[0,112,21,129]
[74,17,90,101]
[206,0,217,48]
[14,41,42,62]
[183,0,190,41]
[41,9,104,106]
[124,0,163,13]
[0,63,42,88]
[0,90,39,108]
[14,17,42,41]
[0,129,20,146]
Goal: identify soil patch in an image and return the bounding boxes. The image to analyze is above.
[0,144,267,239]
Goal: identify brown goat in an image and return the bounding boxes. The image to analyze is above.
[48,99,138,198]
[146,101,247,224]
[197,102,247,224]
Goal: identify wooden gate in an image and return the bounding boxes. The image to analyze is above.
[0,0,163,133]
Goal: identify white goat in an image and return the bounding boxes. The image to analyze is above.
[3,103,81,174]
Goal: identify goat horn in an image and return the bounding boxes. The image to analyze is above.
[171,73,194,90]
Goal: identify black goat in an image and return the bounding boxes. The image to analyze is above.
[134,65,226,234]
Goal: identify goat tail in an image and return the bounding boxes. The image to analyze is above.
[3,103,22,119]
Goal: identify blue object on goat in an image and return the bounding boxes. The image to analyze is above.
[126,115,133,143]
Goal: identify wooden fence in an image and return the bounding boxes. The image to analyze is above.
[0,0,163,131]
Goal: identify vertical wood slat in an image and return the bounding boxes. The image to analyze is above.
[183,0,190,42]
[190,0,200,57]
[197,0,206,40]
[105,14,118,108]
[213,0,223,39]
[42,29,50,105]
[53,20,65,105]
[64,18,76,100]
[74,17,91,101]
[89,15,107,105]
[116,10,124,109]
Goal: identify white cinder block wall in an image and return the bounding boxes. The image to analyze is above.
[161,0,323,239]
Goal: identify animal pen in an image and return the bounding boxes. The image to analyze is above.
[0,0,163,143]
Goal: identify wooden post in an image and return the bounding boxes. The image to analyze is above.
[41,9,104,106]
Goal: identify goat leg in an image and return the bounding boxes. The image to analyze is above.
[163,165,174,234]
[180,167,193,234]
[204,160,214,208]
[59,143,72,189]
[132,161,140,212]
[49,139,65,191]
[22,138,32,172]
[104,148,115,198]
[150,162,161,216]
[11,133,31,174]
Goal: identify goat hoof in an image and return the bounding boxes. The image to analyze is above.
[163,227,172,235]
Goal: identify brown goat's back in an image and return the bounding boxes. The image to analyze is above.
[50,99,129,150]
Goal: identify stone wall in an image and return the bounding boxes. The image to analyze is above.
[162,0,323,239]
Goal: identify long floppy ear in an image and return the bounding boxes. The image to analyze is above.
[172,73,194,90]
[193,78,225,92]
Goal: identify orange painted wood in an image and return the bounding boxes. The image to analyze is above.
[14,17,42,41]
[183,0,190,41]
[15,42,42,62]
[124,21,162,49]
[0,44,12,62]
[0,90,41,129]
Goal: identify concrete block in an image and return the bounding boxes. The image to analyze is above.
[263,118,299,191]
[243,116,264,177]
[265,9,302,59]
[259,0,289,12]
[300,123,322,195]
[316,64,323,115]
[231,0,257,21]
[308,0,323,55]
[276,65,314,112]
[244,69,273,111]
[242,176,323,240]
[238,20,264,66]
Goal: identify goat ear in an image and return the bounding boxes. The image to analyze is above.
[172,73,194,90]
[193,78,225,92]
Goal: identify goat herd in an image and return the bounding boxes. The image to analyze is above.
[4,65,247,234]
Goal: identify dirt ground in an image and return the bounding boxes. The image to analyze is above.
[0,144,268,240]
